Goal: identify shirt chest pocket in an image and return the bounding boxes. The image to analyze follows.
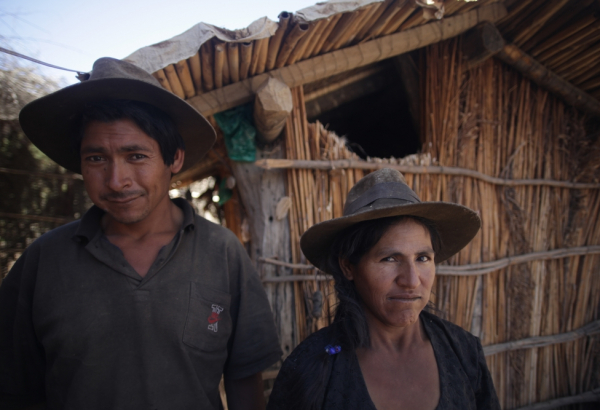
[182,282,232,352]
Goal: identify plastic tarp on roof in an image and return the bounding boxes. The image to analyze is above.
[124,0,384,74]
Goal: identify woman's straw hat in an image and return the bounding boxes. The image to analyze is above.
[300,168,481,272]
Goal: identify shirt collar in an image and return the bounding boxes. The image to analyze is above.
[73,197,196,243]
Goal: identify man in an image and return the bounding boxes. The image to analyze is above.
[0,58,282,410]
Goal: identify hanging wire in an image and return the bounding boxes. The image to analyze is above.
[0,46,87,76]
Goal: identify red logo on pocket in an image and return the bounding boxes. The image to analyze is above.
[208,304,224,332]
[208,312,220,324]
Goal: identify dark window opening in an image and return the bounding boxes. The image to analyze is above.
[305,59,419,160]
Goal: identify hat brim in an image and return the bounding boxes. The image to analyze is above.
[19,78,216,174]
[300,200,481,273]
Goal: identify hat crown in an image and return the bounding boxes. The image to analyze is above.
[84,57,162,88]
[343,168,421,216]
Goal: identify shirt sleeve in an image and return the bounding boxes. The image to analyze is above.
[223,238,282,380]
[267,329,327,410]
[0,246,46,407]
[475,338,501,410]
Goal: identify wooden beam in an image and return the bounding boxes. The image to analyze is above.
[253,158,600,189]
[496,43,600,117]
[0,167,82,180]
[187,2,507,116]
[262,275,333,283]
[0,212,73,224]
[461,21,505,70]
[305,72,388,118]
[303,64,387,102]
[483,319,600,356]
[511,388,600,410]
[253,78,293,143]
[259,245,600,276]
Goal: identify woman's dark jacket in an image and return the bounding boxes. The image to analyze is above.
[267,311,500,410]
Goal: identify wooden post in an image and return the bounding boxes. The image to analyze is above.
[253,78,293,143]
[231,140,295,357]
[461,21,505,70]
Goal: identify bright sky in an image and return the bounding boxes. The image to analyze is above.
[1,0,318,85]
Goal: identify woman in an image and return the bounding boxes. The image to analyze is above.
[267,168,499,410]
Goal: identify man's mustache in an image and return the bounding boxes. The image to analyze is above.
[99,191,145,201]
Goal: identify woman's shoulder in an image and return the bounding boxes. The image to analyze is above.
[421,310,481,363]
[283,324,338,368]
[422,310,479,342]
[268,324,341,410]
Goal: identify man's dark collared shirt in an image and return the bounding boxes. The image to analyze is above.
[0,198,282,410]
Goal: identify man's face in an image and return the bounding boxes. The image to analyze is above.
[80,118,184,225]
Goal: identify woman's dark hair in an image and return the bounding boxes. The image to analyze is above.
[284,215,441,410]
[72,100,185,165]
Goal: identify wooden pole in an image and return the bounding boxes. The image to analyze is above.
[483,320,600,356]
[214,42,225,88]
[253,78,293,143]
[275,23,309,69]
[496,44,600,117]
[345,1,386,45]
[239,42,253,80]
[175,60,196,98]
[186,2,507,115]
[380,0,417,37]
[360,0,408,42]
[308,14,343,57]
[163,64,186,99]
[510,388,600,410]
[200,42,215,91]
[0,167,82,180]
[333,7,374,49]
[253,159,600,189]
[301,17,333,59]
[227,43,240,83]
[188,51,203,93]
[320,10,361,53]
[252,38,269,76]
[461,21,505,70]
[259,246,600,275]
[0,212,73,224]
[152,69,173,93]
[285,22,317,66]
[354,0,393,42]
[266,12,291,71]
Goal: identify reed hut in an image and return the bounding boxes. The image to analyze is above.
[121,0,600,408]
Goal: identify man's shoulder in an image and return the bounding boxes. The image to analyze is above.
[191,214,242,246]
[28,219,82,251]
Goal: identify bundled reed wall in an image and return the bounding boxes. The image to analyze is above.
[283,87,365,341]
[422,38,600,409]
[280,37,599,410]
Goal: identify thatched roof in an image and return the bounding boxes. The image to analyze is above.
[122,0,600,115]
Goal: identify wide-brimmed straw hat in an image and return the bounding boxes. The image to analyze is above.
[300,168,481,272]
[19,57,216,174]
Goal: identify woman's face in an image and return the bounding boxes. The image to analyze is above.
[340,218,436,330]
